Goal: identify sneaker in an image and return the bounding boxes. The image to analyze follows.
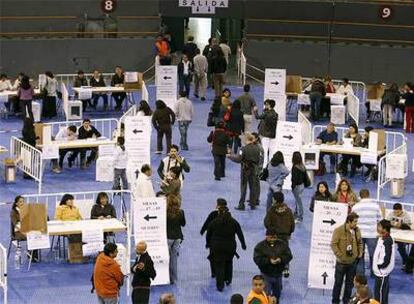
[201,97,206,101]
[52,168,61,174]
[283,269,290,278]
[234,206,245,211]
[194,94,199,98]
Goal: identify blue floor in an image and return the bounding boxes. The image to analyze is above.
[1,84,414,303]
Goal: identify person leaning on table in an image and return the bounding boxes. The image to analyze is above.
[55,194,82,221]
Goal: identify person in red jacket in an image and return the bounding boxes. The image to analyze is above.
[93,243,124,304]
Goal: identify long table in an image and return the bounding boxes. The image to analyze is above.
[48,218,126,236]
[297,93,346,106]
[38,137,115,150]
[391,228,414,244]
[73,86,137,110]
[0,89,41,98]
[302,143,384,157]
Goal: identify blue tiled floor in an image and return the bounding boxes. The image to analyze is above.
[0,84,413,303]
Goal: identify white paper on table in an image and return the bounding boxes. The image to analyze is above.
[125,72,138,83]
[98,144,116,157]
[329,94,345,105]
[27,231,51,250]
[360,152,377,165]
[82,228,104,243]
[368,132,378,152]
[82,242,104,256]
[42,144,59,159]
[78,89,92,100]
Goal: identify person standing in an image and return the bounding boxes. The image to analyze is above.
[207,122,231,181]
[193,48,208,101]
[331,212,363,304]
[309,78,326,121]
[111,66,126,111]
[381,83,400,128]
[157,145,190,185]
[333,179,358,212]
[166,194,186,284]
[177,54,193,97]
[133,164,156,198]
[266,152,289,211]
[73,70,91,112]
[225,99,245,154]
[131,241,156,304]
[291,152,309,223]
[112,136,128,190]
[352,189,382,276]
[93,243,124,304]
[337,78,354,96]
[41,71,58,119]
[253,229,293,303]
[206,206,246,292]
[202,37,220,88]
[211,49,227,98]
[152,100,175,154]
[254,99,278,168]
[219,38,232,65]
[155,34,171,65]
[252,132,264,206]
[17,76,35,121]
[175,91,194,151]
[229,134,261,210]
[237,84,256,135]
[373,220,395,304]
[401,82,414,133]
[200,198,228,278]
[182,35,198,61]
[160,167,182,202]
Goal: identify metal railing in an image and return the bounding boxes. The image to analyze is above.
[0,243,7,304]
[44,118,119,139]
[10,136,43,194]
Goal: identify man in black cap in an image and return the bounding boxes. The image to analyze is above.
[253,228,292,303]
[200,198,228,278]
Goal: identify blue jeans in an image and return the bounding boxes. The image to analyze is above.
[168,239,181,283]
[310,92,322,121]
[266,186,282,210]
[397,242,409,264]
[178,121,190,150]
[292,184,304,221]
[262,273,283,300]
[179,75,191,96]
[112,168,128,190]
[357,238,378,276]
[332,262,357,304]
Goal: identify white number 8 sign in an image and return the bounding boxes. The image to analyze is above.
[379,6,393,20]
[101,0,117,13]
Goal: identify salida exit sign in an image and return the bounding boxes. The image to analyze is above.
[179,0,229,14]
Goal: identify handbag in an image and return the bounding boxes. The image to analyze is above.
[207,112,215,127]
[259,167,269,181]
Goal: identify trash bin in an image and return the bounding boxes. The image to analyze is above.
[4,158,16,183]
[390,178,404,198]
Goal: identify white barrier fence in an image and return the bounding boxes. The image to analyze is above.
[298,111,312,145]
[10,136,43,193]
[142,81,149,102]
[347,93,360,125]
[380,200,414,213]
[0,243,7,304]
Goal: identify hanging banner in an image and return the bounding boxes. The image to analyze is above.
[133,197,170,285]
[308,200,348,290]
[27,231,51,250]
[264,68,287,121]
[156,65,177,109]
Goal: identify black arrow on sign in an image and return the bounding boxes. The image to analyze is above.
[283,135,293,140]
[322,272,328,285]
[163,76,172,80]
[133,129,143,134]
[322,219,336,226]
[144,214,157,221]
[271,81,279,85]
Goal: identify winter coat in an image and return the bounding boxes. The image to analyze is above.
[225,108,245,135]
[207,128,231,155]
[255,109,278,138]
[167,209,186,240]
[264,204,295,241]
[253,239,293,277]
[94,253,124,298]
[152,107,176,130]
[291,164,307,190]
[91,204,116,219]
[131,251,156,288]
[267,163,289,192]
[381,89,400,107]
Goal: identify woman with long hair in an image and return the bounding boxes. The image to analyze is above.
[291,151,308,222]
[55,194,82,221]
[41,71,58,119]
[166,194,186,284]
[333,179,358,211]
[225,99,244,153]
[266,151,289,210]
[152,99,175,154]
[137,100,153,116]
[338,122,362,177]
[17,75,34,121]
[309,181,333,212]
[91,192,116,219]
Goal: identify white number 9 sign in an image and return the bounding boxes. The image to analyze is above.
[101,0,117,13]
[379,6,393,20]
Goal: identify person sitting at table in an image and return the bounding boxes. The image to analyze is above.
[386,203,412,269]
[309,181,333,212]
[55,194,82,221]
[338,123,362,177]
[332,179,358,212]
[73,70,91,112]
[381,83,400,128]
[159,166,182,202]
[91,192,116,219]
[10,195,39,261]
[337,78,354,96]
[55,125,78,169]
[360,126,378,182]
[90,70,108,110]
[111,66,126,111]
[316,122,338,174]
[69,118,101,169]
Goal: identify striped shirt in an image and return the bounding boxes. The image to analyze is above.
[352,199,382,239]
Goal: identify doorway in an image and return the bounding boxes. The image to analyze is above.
[185,17,212,51]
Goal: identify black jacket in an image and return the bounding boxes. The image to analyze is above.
[183,42,198,60]
[78,125,101,139]
[255,109,278,138]
[90,204,116,219]
[177,61,194,78]
[253,239,293,277]
[22,128,37,147]
[309,192,333,212]
[152,107,176,130]
[207,128,231,155]
[200,210,219,235]
[111,73,124,86]
[402,91,414,107]
[264,204,295,241]
[211,56,227,74]
[381,89,400,106]
[90,76,106,87]
[291,165,307,189]
[131,252,156,288]
[167,210,186,240]
[311,80,326,96]
[225,108,245,135]
[73,77,88,88]
[206,214,246,261]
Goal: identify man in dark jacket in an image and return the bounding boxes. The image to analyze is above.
[89,70,108,110]
[73,70,91,112]
[253,229,293,302]
[211,49,227,98]
[111,66,126,111]
[131,241,156,304]
[225,99,245,154]
[208,122,231,180]
[182,35,198,61]
[152,100,176,154]
[310,79,326,121]
[177,54,193,96]
[229,134,261,210]
[200,198,228,278]
[206,206,246,292]
[254,99,278,168]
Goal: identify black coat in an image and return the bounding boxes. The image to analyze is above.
[131,252,156,288]
[78,125,101,139]
[152,107,176,130]
[167,210,186,240]
[111,73,124,86]
[206,214,246,261]
[207,128,231,155]
[211,56,227,74]
[90,204,116,219]
[200,210,219,235]
[225,108,245,135]
[89,76,106,87]
[291,165,307,189]
[177,61,194,79]
[183,42,198,59]
[22,128,37,147]
[255,109,278,138]
[253,239,293,277]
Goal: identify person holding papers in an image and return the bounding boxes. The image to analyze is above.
[55,125,77,169]
[160,166,182,202]
[133,164,155,198]
[131,241,156,304]
[74,118,101,169]
[91,192,116,220]
[55,194,82,221]
[338,123,362,177]
[90,70,108,110]
[111,66,126,111]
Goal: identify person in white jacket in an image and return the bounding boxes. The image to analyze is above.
[112,136,128,190]
[134,164,155,198]
[373,219,395,304]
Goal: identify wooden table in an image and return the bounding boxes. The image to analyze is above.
[48,219,126,236]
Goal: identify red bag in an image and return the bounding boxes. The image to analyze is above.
[223,109,231,122]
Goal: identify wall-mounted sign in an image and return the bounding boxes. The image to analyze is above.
[379,5,393,20]
[179,0,229,15]
[101,0,117,14]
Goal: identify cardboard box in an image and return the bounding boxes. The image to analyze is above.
[124,72,143,91]
[286,75,302,94]
[20,203,47,234]
[371,129,386,151]
[68,242,84,263]
[34,123,44,146]
[367,84,385,100]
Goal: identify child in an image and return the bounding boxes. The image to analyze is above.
[112,136,128,190]
[246,275,277,304]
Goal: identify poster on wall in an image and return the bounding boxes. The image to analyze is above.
[264,68,287,121]
[308,201,348,290]
[133,197,170,285]
[156,65,177,109]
